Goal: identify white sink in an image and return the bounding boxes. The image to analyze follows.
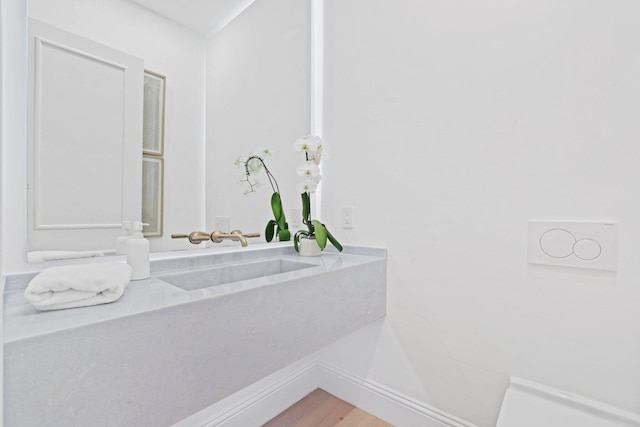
[155,257,316,291]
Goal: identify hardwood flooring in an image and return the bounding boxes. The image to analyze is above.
[262,388,393,427]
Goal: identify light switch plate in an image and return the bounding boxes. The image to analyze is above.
[528,221,618,271]
[341,207,354,229]
[290,209,301,227]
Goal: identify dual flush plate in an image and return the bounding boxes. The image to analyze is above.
[527,221,618,271]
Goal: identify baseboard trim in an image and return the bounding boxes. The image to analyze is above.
[317,362,477,427]
[195,361,320,427]
[179,360,476,427]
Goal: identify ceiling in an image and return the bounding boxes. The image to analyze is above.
[128,0,255,37]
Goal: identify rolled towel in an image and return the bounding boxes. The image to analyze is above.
[25,263,133,311]
[27,250,105,263]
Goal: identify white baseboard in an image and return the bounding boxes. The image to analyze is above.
[317,361,477,427]
[195,361,319,427]
[175,360,477,427]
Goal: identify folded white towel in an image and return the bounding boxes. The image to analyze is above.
[27,250,105,263]
[25,263,133,311]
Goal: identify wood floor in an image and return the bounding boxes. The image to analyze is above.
[262,388,393,427]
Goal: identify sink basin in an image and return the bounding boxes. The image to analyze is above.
[156,258,316,291]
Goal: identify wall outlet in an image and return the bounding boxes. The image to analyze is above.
[214,216,230,232]
[341,207,354,229]
[290,209,301,227]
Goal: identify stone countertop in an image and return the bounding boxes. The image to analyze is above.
[3,244,386,343]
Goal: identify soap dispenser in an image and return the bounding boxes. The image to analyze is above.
[126,221,150,280]
[115,221,133,255]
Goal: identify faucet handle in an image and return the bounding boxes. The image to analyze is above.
[171,231,211,244]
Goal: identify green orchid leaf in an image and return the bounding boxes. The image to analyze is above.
[265,220,276,242]
[294,230,309,251]
[301,193,311,222]
[277,214,287,230]
[294,230,309,252]
[278,229,291,241]
[326,228,343,252]
[312,220,327,250]
[271,192,283,221]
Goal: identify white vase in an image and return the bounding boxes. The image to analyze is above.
[299,237,321,257]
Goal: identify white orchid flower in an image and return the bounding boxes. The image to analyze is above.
[292,135,322,154]
[251,147,271,158]
[296,161,320,179]
[307,148,329,165]
[297,179,319,194]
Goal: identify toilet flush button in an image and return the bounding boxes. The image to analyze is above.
[573,239,602,261]
[539,229,575,258]
[528,221,617,271]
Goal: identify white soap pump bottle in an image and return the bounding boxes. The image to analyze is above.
[126,221,150,280]
[115,221,133,255]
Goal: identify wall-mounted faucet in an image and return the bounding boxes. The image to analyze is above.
[171,230,260,247]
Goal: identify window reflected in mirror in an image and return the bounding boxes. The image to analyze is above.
[142,70,165,237]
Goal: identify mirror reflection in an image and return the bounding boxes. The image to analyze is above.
[25,0,310,265]
[27,18,144,256]
[26,0,212,261]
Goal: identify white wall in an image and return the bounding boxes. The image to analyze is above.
[1,0,28,274]
[322,1,640,426]
[206,0,310,238]
[2,0,208,271]
[1,0,28,420]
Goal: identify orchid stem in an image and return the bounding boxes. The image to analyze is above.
[244,155,279,194]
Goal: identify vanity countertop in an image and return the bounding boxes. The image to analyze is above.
[4,243,388,427]
[3,244,386,343]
